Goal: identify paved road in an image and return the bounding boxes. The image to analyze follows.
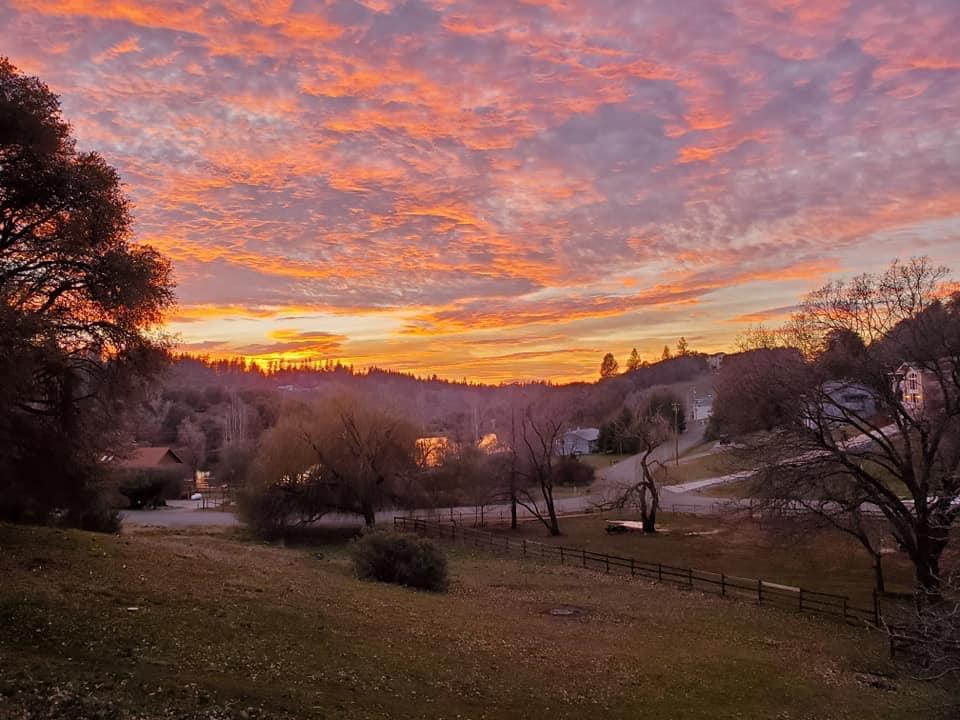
[121,432,739,530]
[121,500,240,527]
[595,428,707,488]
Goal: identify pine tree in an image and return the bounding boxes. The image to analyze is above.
[677,336,689,356]
[661,345,672,361]
[599,352,620,378]
[626,347,641,372]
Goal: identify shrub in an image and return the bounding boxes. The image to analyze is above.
[351,530,448,592]
[62,497,122,534]
[117,469,184,509]
[237,483,303,539]
[553,456,596,486]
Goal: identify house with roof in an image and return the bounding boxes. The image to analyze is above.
[557,427,600,456]
[892,362,947,419]
[820,381,877,422]
[691,395,714,423]
[104,446,193,507]
[113,446,189,472]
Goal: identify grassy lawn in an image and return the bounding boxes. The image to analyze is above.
[503,512,927,606]
[1,523,957,719]
[701,477,755,498]
[577,453,631,470]
[551,483,595,499]
[654,450,753,486]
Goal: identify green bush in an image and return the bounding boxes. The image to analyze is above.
[351,530,448,592]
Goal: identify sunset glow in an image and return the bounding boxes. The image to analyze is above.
[5,0,959,382]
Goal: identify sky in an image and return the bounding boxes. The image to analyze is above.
[3,0,960,383]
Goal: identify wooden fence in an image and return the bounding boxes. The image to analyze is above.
[417,503,731,528]
[412,499,878,529]
[394,516,880,627]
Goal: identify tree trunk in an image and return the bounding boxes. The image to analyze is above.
[914,555,941,599]
[644,504,657,534]
[872,551,886,595]
[543,484,561,536]
[510,490,517,530]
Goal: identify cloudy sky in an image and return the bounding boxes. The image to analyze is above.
[4,0,959,382]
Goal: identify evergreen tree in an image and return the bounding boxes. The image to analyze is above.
[599,352,619,378]
[626,347,642,372]
[677,337,690,356]
[661,345,672,361]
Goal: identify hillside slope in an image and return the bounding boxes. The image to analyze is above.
[0,524,954,719]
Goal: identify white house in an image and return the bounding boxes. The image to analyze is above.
[691,396,714,423]
[819,381,877,423]
[558,427,600,456]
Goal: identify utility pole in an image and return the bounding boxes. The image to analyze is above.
[672,401,680,466]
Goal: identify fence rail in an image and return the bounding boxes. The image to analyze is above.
[404,499,880,529]
[394,516,880,627]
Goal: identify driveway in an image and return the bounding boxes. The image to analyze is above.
[121,500,239,528]
[595,427,706,487]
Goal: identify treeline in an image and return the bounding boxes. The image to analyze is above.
[238,390,597,538]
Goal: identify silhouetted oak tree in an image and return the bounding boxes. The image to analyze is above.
[0,59,173,526]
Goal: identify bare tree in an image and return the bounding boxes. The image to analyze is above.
[176,416,206,476]
[597,403,672,533]
[886,572,960,680]
[509,399,566,536]
[728,258,960,596]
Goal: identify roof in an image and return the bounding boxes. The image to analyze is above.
[563,427,600,441]
[115,447,186,468]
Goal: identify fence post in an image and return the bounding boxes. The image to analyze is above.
[688,568,693,588]
[721,572,726,597]
[757,579,763,605]
[658,563,662,581]
[605,555,610,573]
[630,558,635,576]
[582,549,587,568]
[560,547,565,565]
[798,588,803,612]
[842,597,848,623]
[522,539,527,557]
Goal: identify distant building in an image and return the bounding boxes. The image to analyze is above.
[691,396,714,423]
[478,433,505,454]
[110,446,189,472]
[416,436,452,468]
[707,353,726,371]
[558,428,600,456]
[892,362,947,419]
[816,381,877,424]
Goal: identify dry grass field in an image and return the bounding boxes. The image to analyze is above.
[1,522,957,719]
[491,512,928,605]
